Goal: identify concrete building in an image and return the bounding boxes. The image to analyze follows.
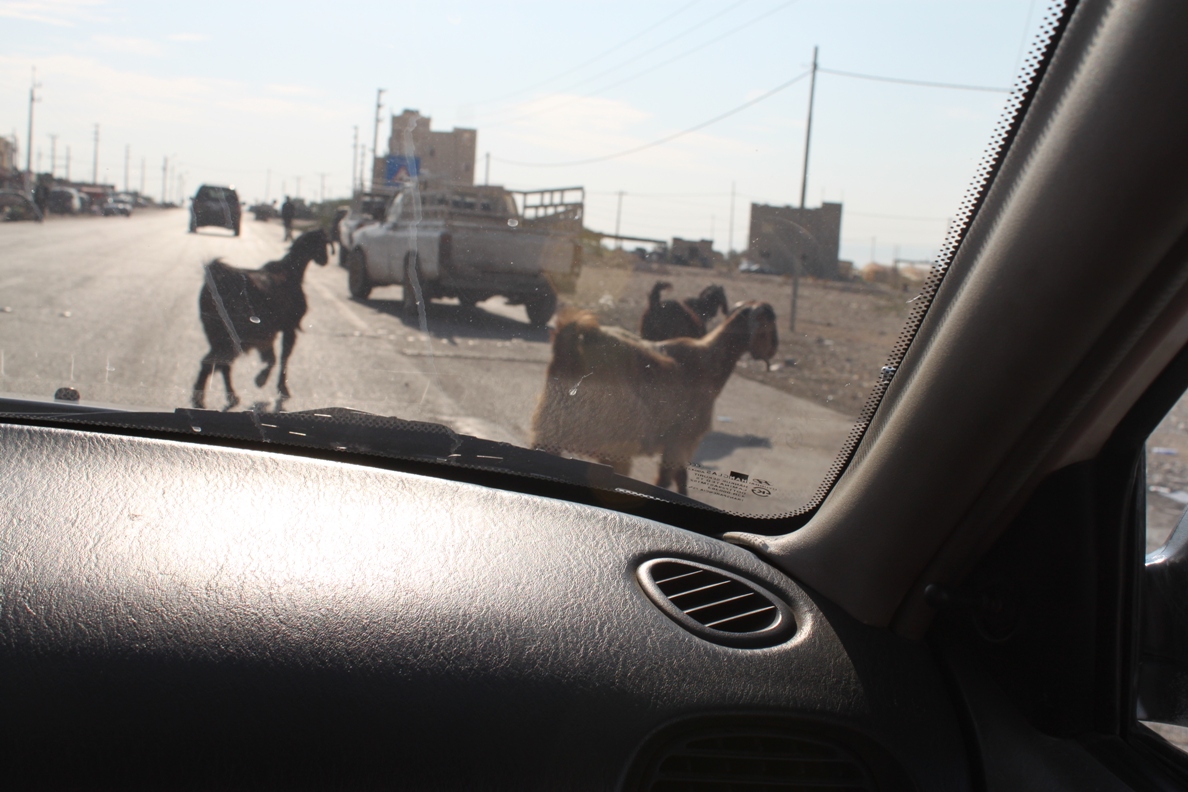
[374,110,476,188]
[0,136,16,172]
[747,202,843,279]
[670,237,715,268]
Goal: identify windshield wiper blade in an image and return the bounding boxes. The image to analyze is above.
[0,397,707,510]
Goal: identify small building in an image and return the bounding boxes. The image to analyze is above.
[670,237,715,268]
[374,109,476,188]
[747,202,842,279]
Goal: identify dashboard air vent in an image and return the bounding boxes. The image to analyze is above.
[630,720,896,792]
[637,559,795,648]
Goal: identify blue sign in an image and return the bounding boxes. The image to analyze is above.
[385,156,421,183]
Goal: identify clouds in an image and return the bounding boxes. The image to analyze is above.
[0,0,105,27]
[92,35,163,57]
[166,33,208,42]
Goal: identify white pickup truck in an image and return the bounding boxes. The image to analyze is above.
[343,185,582,327]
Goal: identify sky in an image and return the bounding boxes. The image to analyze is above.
[0,0,1055,264]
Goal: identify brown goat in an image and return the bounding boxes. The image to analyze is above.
[192,228,329,410]
[531,301,778,494]
[639,281,704,341]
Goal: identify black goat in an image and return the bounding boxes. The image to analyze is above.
[639,281,705,341]
[683,284,728,326]
[192,229,329,410]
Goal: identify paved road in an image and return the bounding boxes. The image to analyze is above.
[0,210,853,515]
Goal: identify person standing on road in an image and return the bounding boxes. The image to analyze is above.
[281,196,295,241]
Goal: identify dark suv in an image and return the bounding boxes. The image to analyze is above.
[189,185,241,235]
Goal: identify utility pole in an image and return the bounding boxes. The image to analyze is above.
[728,181,736,255]
[91,124,99,185]
[65,146,70,180]
[614,191,624,250]
[484,152,490,186]
[25,67,40,175]
[799,46,818,210]
[370,88,385,191]
[351,126,358,194]
[161,156,167,203]
[140,157,145,196]
[49,134,58,177]
[319,173,326,202]
[295,176,301,199]
[123,144,130,192]
[265,168,271,202]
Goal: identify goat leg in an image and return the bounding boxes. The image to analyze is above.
[192,356,216,409]
[217,363,240,411]
[276,328,297,400]
[255,344,277,388]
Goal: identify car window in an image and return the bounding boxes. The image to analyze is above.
[1138,388,1188,755]
[0,1,1066,521]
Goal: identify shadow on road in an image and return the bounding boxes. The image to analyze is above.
[354,296,551,343]
[693,431,772,465]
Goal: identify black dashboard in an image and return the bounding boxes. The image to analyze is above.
[0,423,965,789]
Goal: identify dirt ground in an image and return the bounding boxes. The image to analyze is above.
[565,251,924,420]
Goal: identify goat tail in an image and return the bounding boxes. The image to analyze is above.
[648,281,673,309]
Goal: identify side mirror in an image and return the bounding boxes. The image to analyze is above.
[1137,508,1188,724]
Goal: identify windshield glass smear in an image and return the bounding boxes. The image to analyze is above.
[0,1,1056,517]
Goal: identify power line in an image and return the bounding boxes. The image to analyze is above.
[480,0,746,123]
[818,67,1010,93]
[493,69,811,168]
[845,211,950,221]
[472,0,703,108]
[481,0,799,129]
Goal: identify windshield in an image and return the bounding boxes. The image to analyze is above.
[0,1,1063,519]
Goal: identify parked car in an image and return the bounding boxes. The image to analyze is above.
[189,184,241,235]
[249,202,277,221]
[47,187,84,215]
[101,198,132,217]
[0,189,42,222]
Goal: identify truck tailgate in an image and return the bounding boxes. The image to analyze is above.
[449,226,574,276]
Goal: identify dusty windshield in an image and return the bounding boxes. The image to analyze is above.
[0,1,1057,517]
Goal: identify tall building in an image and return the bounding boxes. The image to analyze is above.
[374,110,476,188]
[747,202,842,279]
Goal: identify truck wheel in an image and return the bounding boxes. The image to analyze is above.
[348,249,372,300]
[402,256,422,320]
[525,288,557,328]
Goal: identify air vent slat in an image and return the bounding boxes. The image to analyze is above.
[703,605,778,629]
[636,559,795,648]
[683,591,756,615]
[665,579,733,600]
[634,721,883,792]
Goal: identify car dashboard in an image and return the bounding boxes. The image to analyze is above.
[0,422,962,790]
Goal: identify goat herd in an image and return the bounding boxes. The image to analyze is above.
[190,231,778,495]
